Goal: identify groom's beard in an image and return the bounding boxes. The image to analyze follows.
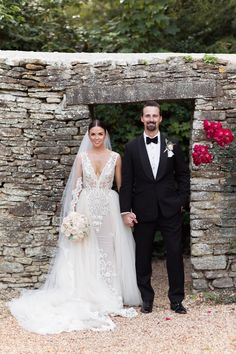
[146,122,157,131]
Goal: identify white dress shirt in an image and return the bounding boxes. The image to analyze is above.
[144,132,161,178]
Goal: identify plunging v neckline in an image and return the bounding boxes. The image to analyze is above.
[85,151,113,180]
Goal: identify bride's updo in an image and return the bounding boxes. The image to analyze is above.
[88,119,107,133]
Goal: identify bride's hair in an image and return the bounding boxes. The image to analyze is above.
[88,119,107,133]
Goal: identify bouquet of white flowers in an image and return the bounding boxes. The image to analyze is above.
[61,212,90,241]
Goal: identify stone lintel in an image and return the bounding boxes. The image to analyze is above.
[66,80,217,105]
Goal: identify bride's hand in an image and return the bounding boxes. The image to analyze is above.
[122,213,138,227]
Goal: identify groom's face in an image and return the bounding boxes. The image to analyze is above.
[141,106,162,134]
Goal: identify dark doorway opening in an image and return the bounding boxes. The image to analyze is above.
[90,100,194,257]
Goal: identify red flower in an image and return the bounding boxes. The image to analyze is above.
[203,120,222,139]
[213,127,234,147]
[203,120,212,130]
[192,120,234,167]
[192,144,213,166]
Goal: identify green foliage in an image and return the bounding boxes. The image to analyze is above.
[0,0,83,51]
[159,102,193,159]
[93,101,192,160]
[1,0,236,53]
[78,0,236,54]
[92,103,143,155]
[203,290,236,304]
[167,0,236,53]
[80,0,178,52]
[203,54,218,65]
[183,55,193,63]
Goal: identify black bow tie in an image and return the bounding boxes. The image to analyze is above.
[146,136,158,145]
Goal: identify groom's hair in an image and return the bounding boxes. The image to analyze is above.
[142,101,161,115]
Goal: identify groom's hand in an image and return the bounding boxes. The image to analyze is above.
[122,212,138,227]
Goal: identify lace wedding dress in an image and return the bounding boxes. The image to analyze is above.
[9,151,141,334]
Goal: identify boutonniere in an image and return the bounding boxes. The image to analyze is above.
[164,139,175,157]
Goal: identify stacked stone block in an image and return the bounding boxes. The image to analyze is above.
[0,57,90,288]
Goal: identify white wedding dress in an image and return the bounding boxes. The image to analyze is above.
[9,151,141,334]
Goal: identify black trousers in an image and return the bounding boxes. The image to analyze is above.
[133,209,184,304]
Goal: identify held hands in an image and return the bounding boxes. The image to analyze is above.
[122,212,138,228]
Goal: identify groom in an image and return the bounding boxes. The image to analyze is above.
[119,101,190,314]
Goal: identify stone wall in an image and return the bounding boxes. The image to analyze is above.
[0,51,235,290]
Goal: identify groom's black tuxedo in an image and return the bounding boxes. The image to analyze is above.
[119,133,190,222]
[119,132,190,304]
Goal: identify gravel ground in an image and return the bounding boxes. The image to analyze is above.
[0,258,235,354]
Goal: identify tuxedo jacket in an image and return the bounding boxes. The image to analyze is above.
[119,133,190,222]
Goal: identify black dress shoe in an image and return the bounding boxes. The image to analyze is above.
[170,302,187,314]
[141,301,153,314]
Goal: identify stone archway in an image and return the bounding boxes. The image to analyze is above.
[0,52,235,290]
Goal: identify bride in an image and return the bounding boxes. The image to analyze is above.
[8,120,141,334]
